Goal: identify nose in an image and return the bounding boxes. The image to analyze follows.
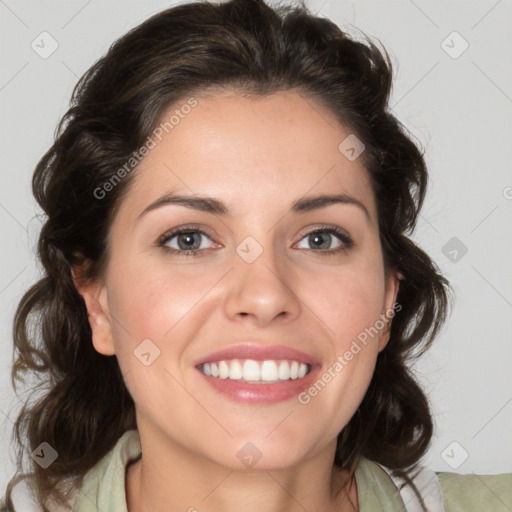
[223,242,302,327]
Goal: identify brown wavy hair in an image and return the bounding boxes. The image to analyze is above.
[1,0,452,510]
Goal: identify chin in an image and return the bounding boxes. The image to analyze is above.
[202,436,318,472]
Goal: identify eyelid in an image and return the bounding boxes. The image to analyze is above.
[157,223,216,244]
[293,224,354,250]
[295,224,351,240]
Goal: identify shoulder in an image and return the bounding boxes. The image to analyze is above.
[72,429,141,511]
[3,430,141,512]
[2,475,79,512]
[437,470,512,512]
[356,457,512,512]
[354,458,408,510]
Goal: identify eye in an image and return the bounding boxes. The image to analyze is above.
[158,226,217,256]
[295,226,353,253]
[157,225,353,257]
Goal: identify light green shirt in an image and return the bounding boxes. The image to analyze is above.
[4,429,512,511]
[73,430,512,511]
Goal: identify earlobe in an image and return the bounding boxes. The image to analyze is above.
[378,270,401,352]
[386,269,401,312]
[72,266,116,356]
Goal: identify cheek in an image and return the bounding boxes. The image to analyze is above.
[298,271,383,442]
[301,260,387,345]
[108,261,196,335]
[105,266,204,408]
[294,257,386,416]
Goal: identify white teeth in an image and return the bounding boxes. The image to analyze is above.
[290,361,299,379]
[261,360,278,381]
[278,361,290,380]
[228,360,243,380]
[242,360,260,381]
[199,359,311,383]
[219,360,229,379]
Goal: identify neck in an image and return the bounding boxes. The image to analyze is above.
[125,426,359,512]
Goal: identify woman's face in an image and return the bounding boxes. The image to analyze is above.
[79,89,399,470]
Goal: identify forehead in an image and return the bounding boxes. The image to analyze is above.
[115,90,376,223]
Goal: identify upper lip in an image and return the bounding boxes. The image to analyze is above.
[194,343,321,367]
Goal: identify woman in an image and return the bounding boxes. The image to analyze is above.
[1,0,510,510]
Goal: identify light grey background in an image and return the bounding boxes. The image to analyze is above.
[1,0,511,495]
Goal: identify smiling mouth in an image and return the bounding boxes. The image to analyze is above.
[198,358,312,383]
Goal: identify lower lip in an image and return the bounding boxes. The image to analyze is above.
[196,365,321,404]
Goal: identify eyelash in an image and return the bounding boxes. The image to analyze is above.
[156,224,354,257]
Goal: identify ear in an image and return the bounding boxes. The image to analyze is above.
[72,265,116,356]
[377,269,401,352]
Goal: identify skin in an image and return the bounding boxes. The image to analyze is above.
[75,89,399,512]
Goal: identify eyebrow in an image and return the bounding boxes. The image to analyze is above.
[137,192,371,221]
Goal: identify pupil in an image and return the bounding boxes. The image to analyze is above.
[311,233,330,249]
[179,233,198,250]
